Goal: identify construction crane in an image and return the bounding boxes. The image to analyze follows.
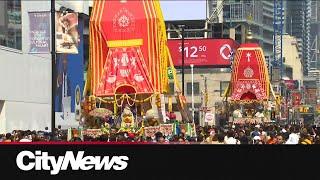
[205,0,225,38]
[206,0,225,24]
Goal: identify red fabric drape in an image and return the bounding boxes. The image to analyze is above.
[230,43,270,101]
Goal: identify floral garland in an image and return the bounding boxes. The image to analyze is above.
[88,93,155,106]
[229,99,266,104]
[126,94,137,107]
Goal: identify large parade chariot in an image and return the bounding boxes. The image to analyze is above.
[224,43,276,125]
[68,0,196,140]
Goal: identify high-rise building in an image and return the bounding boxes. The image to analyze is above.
[0,0,89,133]
[310,0,320,70]
[285,0,312,76]
[207,0,274,57]
[310,0,320,101]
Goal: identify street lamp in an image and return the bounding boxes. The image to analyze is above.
[191,64,195,123]
[178,24,185,95]
[51,0,56,134]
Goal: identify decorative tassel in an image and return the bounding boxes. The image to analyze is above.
[168,96,173,112]
[114,100,117,115]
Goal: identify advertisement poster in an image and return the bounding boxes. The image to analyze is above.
[55,19,84,129]
[167,39,239,67]
[55,12,79,54]
[28,12,50,53]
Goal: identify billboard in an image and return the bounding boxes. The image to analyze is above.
[167,39,239,67]
[55,18,84,129]
[55,12,79,54]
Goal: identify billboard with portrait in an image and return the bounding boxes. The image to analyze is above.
[55,12,79,54]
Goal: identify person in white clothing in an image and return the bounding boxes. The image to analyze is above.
[224,130,240,144]
[19,135,32,142]
[285,126,300,144]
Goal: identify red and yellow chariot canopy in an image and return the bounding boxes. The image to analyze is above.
[85,0,173,97]
[229,43,270,102]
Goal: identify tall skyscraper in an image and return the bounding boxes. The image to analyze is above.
[285,0,312,76]
[207,0,275,57]
[310,0,320,70]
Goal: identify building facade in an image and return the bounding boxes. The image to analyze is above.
[0,0,89,133]
[208,0,274,57]
[282,35,304,82]
[285,0,312,76]
[167,68,231,127]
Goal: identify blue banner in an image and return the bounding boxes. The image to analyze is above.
[55,18,84,128]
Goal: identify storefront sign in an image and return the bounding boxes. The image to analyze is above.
[205,113,215,122]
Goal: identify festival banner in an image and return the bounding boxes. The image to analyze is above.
[144,126,160,137]
[144,124,174,137]
[82,129,103,138]
[55,12,79,54]
[28,12,50,53]
[160,124,173,136]
[55,19,84,129]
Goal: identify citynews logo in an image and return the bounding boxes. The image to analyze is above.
[16,151,129,175]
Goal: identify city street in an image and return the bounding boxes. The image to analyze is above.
[0,0,319,144]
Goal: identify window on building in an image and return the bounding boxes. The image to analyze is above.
[187,82,200,95]
[0,0,22,50]
[220,81,230,97]
[169,82,175,95]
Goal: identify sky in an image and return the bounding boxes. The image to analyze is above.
[160,0,207,21]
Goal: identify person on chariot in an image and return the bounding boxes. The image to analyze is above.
[255,111,265,118]
[144,109,160,127]
[233,108,243,118]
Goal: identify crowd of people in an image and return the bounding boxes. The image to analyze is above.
[1,123,320,144]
